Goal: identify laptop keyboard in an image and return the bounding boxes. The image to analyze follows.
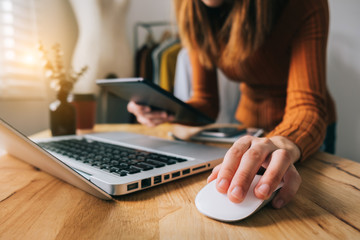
[38,138,187,177]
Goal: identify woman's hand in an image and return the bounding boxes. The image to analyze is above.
[127,101,175,127]
[207,135,302,209]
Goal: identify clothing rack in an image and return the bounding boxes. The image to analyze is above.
[133,21,173,54]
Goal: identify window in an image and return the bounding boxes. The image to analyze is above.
[0,0,45,99]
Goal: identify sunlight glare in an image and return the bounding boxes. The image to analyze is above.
[2,13,13,24]
[4,37,15,48]
[1,1,13,12]
[5,50,15,60]
[3,26,14,36]
[23,54,36,65]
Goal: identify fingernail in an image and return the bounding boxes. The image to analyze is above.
[274,198,284,208]
[231,186,244,201]
[217,178,229,190]
[257,184,270,197]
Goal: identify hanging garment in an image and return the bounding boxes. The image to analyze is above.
[152,38,180,85]
[159,43,182,92]
[135,33,158,82]
[135,44,148,77]
[174,48,192,101]
[141,43,158,82]
[173,48,241,124]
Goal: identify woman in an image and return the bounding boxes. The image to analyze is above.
[128,0,336,209]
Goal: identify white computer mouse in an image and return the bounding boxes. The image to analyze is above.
[195,175,283,222]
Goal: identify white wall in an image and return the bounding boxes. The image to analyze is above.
[327,0,360,162]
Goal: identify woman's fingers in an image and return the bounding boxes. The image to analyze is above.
[254,149,292,199]
[137,113,172,127]
[226,137,278,203]
[207,163,222,183]
[271,164,301,208]
[127,101,150,115]
[127,101,174,127]
[215,136,253,194]
[211,135,301,207]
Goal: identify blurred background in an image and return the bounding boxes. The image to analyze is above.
[0,0,359,162]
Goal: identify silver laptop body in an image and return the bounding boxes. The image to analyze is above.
[0,118,228,200]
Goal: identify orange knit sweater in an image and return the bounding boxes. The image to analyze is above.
[186,0,336,161]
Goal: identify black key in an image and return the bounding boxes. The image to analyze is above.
[135,163,154,171]
[137,156,145,161]
[128,168,141,174]
[100,164,110,170]
[110,160,120,166]
[118,170,128,176]
[149,154,160,159]
[91,162,101,167]
[131,159,144,164]
[166,160,177,165]
[145,159,166,168]
[64,152,72,157]
[159,156,169,161]
[128,160,137,165]
[149,157,176,165]
[110,167,120,173]
[119,163,129,169]
[173,157,187,163]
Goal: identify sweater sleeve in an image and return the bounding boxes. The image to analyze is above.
[185,49,220,120]
[267,1,330,161]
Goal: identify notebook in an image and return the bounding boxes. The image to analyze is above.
[0,118,228,200]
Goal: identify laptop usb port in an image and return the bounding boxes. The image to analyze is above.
[127,182,139,191]
[182,169,190,175]
[154,175,162,184]
[172,171,180,178]
[192,165,206,171]
[141,178,151,188]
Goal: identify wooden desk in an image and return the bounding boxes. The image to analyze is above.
[1,124,360,239]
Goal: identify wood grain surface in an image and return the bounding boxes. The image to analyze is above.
[0,124,359,239]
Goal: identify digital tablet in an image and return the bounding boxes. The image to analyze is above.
[96,78,215,125]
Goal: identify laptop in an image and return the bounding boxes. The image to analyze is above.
[0,118,228,200]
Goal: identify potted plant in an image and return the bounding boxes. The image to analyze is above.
[38,43,87,136]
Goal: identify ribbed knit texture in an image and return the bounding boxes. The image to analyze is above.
[186,0,336,161]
